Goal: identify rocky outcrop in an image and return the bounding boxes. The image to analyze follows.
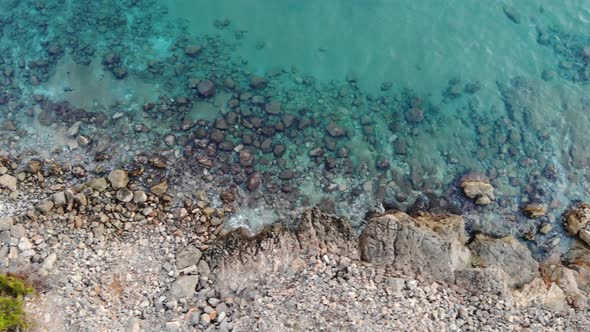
[469,235,539,288]
[359,212,470,282]
[207,208,358,294]
[209,208,546,302]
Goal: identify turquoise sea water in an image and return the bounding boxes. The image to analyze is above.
[2,0,590,255]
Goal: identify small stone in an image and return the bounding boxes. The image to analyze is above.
[200,313,211,325]
[41,253,57,270]
[326,122,346,137]
[26,159,43,173]
[168,275,199,300]
[108,170,129,189]
[133,191,147,203]
[74,193,88,207]
[117,188,134,202]
[539,223,552,234]
[36,200,54,214]
[0,174,17,191]
[176,246,202,270]
[220,191,235,204]
[151,181,168,196]
[88,177,109,191]
[52,191,67,207]
[265,102,282,115]
[250,76,268,89]
[523,203,547,219]
[197,80,216,97]
[184,44,202,57]
[18,238,33,251]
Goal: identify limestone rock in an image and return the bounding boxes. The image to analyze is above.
[564,202,590,235]
[359,212,470,282]
[0,174,17,191]
[151,181,168,196]
[469,235,539,288]
[108,170,129,189]
[176,245,202,270]
[461,180,494,205]
[168,275,199,300]
[454,267,509,295]
[523,203,547,219]
[88,177,109,192]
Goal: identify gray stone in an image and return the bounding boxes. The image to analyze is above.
[125,318,142,332]
[385,277,405,293]
[359,212,470,283]
[41,252,57,270]
[117,188,134,202]
[88,177,109,192]
[469,235,539,288]
[176,246,202,270]
[36,199,54,214]
[455,267,508,294]
[0,217,13,231]
[10,224,25,239]
[52,191,67,207]
[108,170,129,189]
[17,237,33,251]
[133,191,147,203]
[168,275,199,300]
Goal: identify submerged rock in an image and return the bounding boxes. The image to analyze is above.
[108,170,129,189]
[460,173,495,205]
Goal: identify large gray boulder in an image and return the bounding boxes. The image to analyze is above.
[359,212,471,282]
[469,234,539,288]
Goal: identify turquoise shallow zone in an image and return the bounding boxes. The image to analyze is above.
[2,0,590,255]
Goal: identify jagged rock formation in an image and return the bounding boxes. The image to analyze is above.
[207,207,571,312]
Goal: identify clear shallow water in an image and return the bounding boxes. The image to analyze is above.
[1,0,590,255]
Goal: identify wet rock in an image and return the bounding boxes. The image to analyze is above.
[460,173,494,205]
[564,202,590,235]
[108,170,129,189]
[197,80,216,98]
[220,191,235,204]
[247,173,262,191]
[151,181,168,196]
[405,107,424,123]
[250,76,268,89]
[523,202,547,219]
[273,144,286,157]
[88,177,109,192]
[184,44,202,57]
[469,235,539,288]
[116,188,134,203]
[265,102,282,115]
[239,149,254,167]
[360,212,470,282]
[133,191,147,204]
[26,159,43,173]
[0,174,17,191]
[503,5,521,24]
[326,122,346,137]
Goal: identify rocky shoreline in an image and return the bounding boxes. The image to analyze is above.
[0,156,589,331]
